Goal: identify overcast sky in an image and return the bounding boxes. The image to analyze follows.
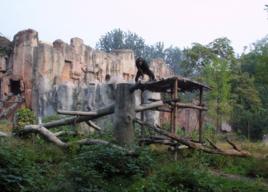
[1,0,267,54]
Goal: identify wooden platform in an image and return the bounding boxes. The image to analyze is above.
[130,76,211,93]
[131,75,211,143]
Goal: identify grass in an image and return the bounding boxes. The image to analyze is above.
[0,136,267,192]
[0,118,268,191]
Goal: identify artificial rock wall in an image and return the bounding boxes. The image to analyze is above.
[0,29,171,125]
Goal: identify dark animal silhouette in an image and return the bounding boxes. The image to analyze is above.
[135,57,155,82]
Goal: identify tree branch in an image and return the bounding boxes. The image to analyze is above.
[134,118,251,157]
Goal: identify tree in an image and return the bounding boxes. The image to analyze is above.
[96,29,146,57]
[181,43,215,77]
[203,59,232,131]
[164,46,183,74]
[230,72,262,140]
[236,35,268,139]
[96,29,183,73]
[181,37,235,77]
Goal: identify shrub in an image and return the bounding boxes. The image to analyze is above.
[14,108,35,132]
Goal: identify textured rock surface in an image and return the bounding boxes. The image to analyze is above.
[0,29,173,128]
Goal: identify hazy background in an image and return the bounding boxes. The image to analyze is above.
[0,0,267,53]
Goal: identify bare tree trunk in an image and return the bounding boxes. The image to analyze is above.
[113,83,135,146]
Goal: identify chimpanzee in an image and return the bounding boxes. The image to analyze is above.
[135,57,156,83]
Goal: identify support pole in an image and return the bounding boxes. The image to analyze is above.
[113,83,135,146]
[141,90,145,139]
[171,79,178,134]
[199,87,203,143]
[172,79,178,160]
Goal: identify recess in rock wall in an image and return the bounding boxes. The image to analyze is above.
[9,80,21,95]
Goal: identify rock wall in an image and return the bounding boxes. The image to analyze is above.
[0,29,166,126]
[1,29,205,133]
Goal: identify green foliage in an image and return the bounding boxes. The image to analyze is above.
[64,146,154,191]
[96,28,183,75]
[0,138,65,192]
[0,136,267,192]
[96,29,146,58]
[14,108,36,132]
[129,159,268,192]
[234,36,268,139]
[203,59,232,130]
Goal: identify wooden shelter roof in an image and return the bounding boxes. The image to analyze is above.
[130,76,211,93]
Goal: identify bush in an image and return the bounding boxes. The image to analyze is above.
[64,145,154,192]
[14,108,35,133]
[0,138,65,192]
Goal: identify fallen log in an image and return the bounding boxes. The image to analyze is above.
[17,126,129,152]
[139,138,177,146]
[0,131,12,137]
[134,118,251,157]
[86,120,102,131]
[54,130,77,137]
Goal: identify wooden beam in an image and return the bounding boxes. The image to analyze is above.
[141,91,145,138]
[199,87,203,142]
[135,100,165,112]
[25,104,115,129]
[172,79,178,134]
[175,102,207,111]
[57,110,98,116]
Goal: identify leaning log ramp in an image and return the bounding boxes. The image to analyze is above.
[1,76,250,157]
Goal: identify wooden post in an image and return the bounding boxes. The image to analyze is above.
[172,79,178,134]
[113,83,135,146]
[141,90,145,138]
[199,87,203,143]
[173,79,178,160]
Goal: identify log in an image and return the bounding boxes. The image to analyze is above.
[20,126,68,148]
[56,100,166,116]
[73,139,128,152]
[25,104,115,129]
[54,130,77,137]
[139,138,177,146]
[0,131,12,137]
[135,100,165,112]
[57,110,97,116]
[134,118,251,157]
[17,126,130,152]
[175,102,207,111]
[86,120,102,131]
[113,83,135,146]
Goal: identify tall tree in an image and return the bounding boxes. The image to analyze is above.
[96,29,146,57]
[164,46,183,74]
[96,29,183,74]
[203,59,232,131]
[181,43,215,77]
[230,72,262,140]
[236,35,268,139]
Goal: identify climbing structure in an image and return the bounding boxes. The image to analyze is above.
[131,76,211,142]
